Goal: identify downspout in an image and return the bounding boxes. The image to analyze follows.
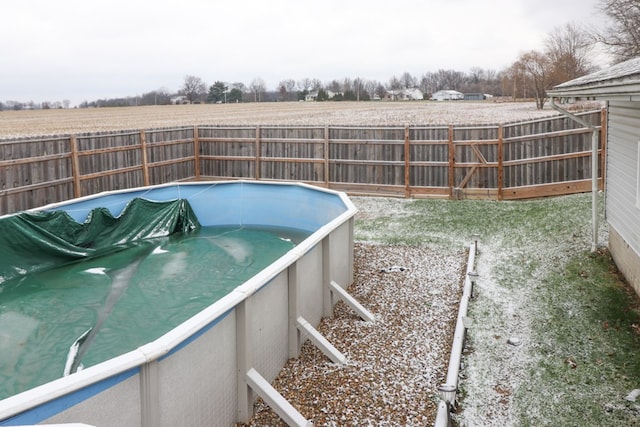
[551,97,601,252]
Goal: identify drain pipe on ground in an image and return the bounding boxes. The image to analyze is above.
[550,97,601,252]
[434,238,478,427]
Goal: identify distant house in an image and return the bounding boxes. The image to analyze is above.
[548,57,640,297]
[305,90,341,101]
[430,90,464,101]
[384,87,424,101]
[170,96,189,105]
[464,93,488,101]
[400,88,424,100]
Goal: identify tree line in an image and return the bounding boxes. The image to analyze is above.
[2,0,639,111]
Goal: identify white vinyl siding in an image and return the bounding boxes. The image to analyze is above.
[638,140,640,209]
[607,101,640,253]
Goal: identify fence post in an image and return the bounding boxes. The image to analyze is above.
[193,125,201,181]
[255,126,261,180]
[497,124,504,201]
[324,125,330,188]
[70,135,81,198]
[599,108,607,191]
[448,125,455,199]
[404,124,410,198]
[140,130,150,186]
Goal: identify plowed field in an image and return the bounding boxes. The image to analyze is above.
[0,101,564,138]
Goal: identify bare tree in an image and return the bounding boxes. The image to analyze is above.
[341,77,353,93]
[327,79,341,93]
[375,83,386,100]
[249,77,267,102]
[297,78,312,92]
[277,79,297,101]
[430,69,465,91]
[311,78,323,91]
[513,50,553,109]
[180,75,207,103]
[353,77,365,101]
[419,72,438,96]
[502,65,522,100]
[285,78,297,101]
[595,0,640,63]
[400,71,416,88]
[284,79,296,93]
[364,79,379,99]
[277,81,288,101]
[545,22,595,82]
[387,75,403,91]
[230,82,246,92]
[140,87,171,105]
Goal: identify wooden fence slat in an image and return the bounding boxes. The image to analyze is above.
[0,109,605,214]
[448,125,455,198]
[404,125,410,197]
[0,177,74,197]
[0,152,70,167]
[503,150,597,166]
[70,136,81,198]
[79,165,144,181]
[324,125,330,187]
[255,126,261,180]
[194,125,201,180]
[140,130,150,186]
[498,125,504,201]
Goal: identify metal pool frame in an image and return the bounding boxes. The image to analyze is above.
[0,181,359,427]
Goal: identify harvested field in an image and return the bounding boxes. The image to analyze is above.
[0,101,564,138]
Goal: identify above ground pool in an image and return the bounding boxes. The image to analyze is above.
[0,181,357,427]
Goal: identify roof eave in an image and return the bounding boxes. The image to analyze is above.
[548,81,640,101]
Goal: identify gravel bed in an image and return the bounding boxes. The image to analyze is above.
[244,242,466,426]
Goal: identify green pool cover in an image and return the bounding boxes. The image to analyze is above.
[0,197,303,400]
[0,198,200,284]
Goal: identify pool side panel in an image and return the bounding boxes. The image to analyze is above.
[329,219,355,290]
[2,369,141,427]
[250,271,289,383]
[156,312,237,427]
[298,244,324,328]
[0,181,357,426]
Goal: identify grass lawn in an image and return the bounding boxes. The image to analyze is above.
[352,193,640,426]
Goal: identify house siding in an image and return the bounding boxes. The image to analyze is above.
[606,101,640,293]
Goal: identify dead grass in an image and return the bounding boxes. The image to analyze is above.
[0,101,562,138]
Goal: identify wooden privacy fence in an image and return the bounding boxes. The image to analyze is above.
[0,109,605,215]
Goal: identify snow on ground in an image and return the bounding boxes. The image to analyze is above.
[2,101,611,425]
[0,101,564,138]
[455,234,536,426]
[454,197,609,426]
[246,193,609,426]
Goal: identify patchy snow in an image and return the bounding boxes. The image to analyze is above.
[238,192,615,426]
[454,197,609,426]
[454,234,538,426]
[0,102,565,139]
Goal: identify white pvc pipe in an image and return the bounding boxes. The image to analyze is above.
[550,99,601,251]
[592,129,600,252]
[434,240,477,427]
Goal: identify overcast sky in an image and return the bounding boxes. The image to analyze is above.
[1,0,608,106]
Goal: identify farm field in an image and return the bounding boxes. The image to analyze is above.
[0,101,566,138]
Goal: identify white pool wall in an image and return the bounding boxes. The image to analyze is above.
[0,181,356,427]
